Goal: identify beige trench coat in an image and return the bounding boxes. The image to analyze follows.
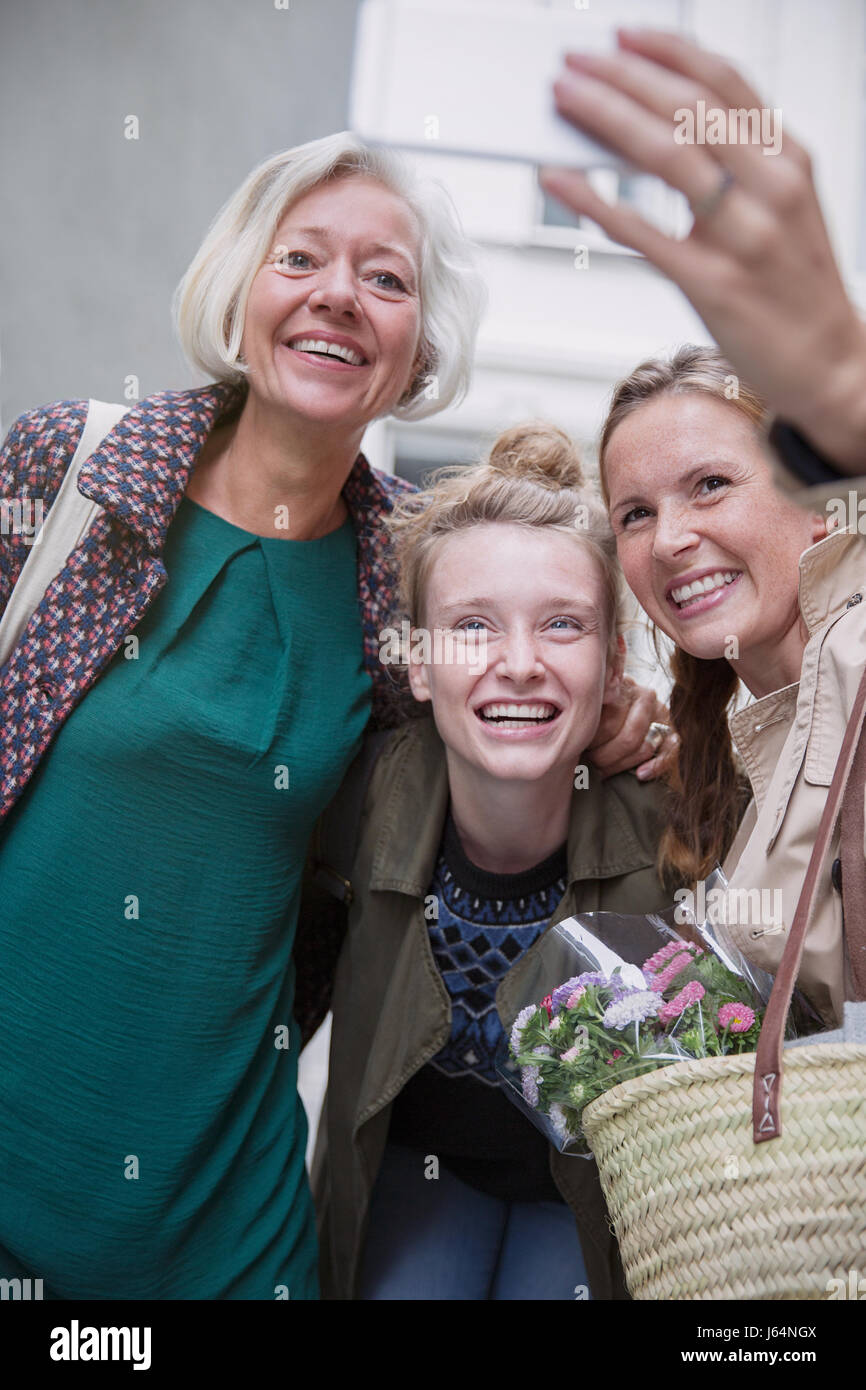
[722,525,866,1026]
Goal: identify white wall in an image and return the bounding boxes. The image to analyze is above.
[0,0,362,428]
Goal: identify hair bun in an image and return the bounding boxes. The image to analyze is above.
[486,420,584,489]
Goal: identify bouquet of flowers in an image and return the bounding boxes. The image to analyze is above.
[504,929,764,1154]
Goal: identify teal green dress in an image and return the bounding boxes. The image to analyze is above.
[0,495,371,1299]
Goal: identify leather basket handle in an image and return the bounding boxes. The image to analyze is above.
[752,663,866,1143]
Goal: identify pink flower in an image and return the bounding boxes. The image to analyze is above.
[560,1044,581,1062]
[641,940,684,975]
[642,939,703,981]
[565,987,585,1008]
[658,980,705,1024]
[541,993,554,1020]
[647,952,694,993]
[717,1002,756,1033]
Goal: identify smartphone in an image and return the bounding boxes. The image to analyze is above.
[350,0,630,170]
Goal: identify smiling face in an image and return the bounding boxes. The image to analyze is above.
[407,523,620,794]
[604,392,826,696]
[240,174,424,432]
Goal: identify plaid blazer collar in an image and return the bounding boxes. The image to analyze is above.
[76,382,391,552]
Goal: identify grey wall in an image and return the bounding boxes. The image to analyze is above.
[0,0,360,429]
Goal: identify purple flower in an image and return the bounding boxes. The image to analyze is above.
[608,975,634,1000]
[510,1004,538,1053]
[551,976,586,1014]
[552,971,632,1018]
[577,971,632,999]
[574,972,609,989]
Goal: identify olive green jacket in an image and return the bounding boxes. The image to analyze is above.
[310,713,673,1300]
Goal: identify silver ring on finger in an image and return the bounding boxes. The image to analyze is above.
[689,168,736,220]
[646,721,670,752]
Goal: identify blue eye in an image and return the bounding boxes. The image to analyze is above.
[621,505,652,527]
[273,249,312,269]
[549,617,584,632]
[372,270,407,292]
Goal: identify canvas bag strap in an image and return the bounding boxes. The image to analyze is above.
[752,660,866,1142]
[0,399,128,669]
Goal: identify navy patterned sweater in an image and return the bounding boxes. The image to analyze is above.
[388,811,569,1203]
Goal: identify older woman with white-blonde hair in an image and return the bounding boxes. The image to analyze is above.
[0,131,484,1302]
[0,129,670,1303]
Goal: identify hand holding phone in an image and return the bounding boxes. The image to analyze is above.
[541,27,866,472]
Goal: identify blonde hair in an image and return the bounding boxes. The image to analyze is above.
[389,420,623,658]
[598,345,763,887]
[173,132,487,421]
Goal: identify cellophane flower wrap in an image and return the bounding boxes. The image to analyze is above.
[498,898,770,1155]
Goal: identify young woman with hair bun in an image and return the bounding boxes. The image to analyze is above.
[311,421,676,1301]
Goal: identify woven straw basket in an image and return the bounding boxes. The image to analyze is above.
[581,1043,866,1300]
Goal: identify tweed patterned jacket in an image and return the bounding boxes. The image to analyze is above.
[0,381,415,825]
